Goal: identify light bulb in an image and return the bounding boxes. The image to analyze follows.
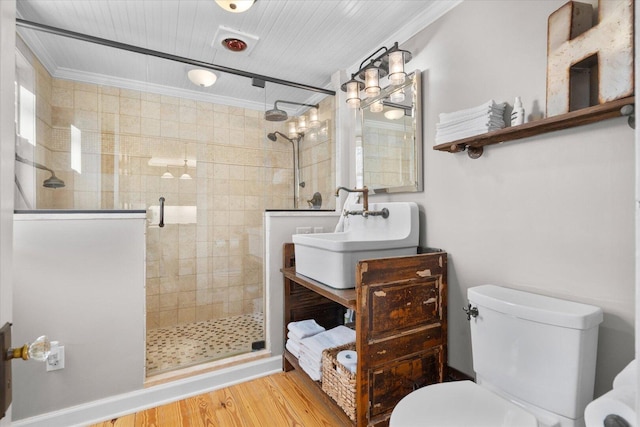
[297,115,307,133]
[309,108,320,129]
[364,67,381,97]
[388,51,406,85]
[345,80,361,109]
[370,100,383,113]
[390,88,405,103]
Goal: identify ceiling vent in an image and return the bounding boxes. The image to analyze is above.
[212,26,259,56]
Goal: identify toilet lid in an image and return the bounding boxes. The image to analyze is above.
[389,381,538,427]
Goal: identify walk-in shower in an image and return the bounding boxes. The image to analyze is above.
[15,17,336,379]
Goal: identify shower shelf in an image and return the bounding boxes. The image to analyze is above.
[432,96,635,158]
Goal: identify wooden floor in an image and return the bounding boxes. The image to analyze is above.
[89,371,352,427]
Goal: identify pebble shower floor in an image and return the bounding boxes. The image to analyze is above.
[146,313,265,376]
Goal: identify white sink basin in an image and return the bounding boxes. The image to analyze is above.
[292,202,419,289]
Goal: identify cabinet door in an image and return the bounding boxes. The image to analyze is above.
[356,252,447,427]
[369,347,443,418]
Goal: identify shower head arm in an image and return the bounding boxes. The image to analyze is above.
[270,131,298,143]
[15,153,55,174]
[273,100,319,110]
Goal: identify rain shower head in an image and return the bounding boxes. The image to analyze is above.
[15,153,66,189]
[264,100,320,122]
[265,107,288,122]
[43,173,65,189]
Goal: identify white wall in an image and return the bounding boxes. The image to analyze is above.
[264,211,340,356]
[0,0,15,425]
[364,0,634,397]
[12,213,146,420]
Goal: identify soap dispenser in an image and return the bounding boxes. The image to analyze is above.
[511,97,525,126]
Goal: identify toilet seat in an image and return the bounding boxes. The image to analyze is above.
[389,381,538,427]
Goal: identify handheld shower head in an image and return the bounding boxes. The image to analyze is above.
[264,100,320,122]
[267,131,296,143]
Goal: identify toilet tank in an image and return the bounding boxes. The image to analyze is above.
[468,285,603,422]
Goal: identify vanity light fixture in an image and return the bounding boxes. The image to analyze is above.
[214,0,255,13]
[340,42,412,109]
[187,69,217,87]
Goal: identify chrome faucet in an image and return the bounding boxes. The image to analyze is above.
[335,186,389,218]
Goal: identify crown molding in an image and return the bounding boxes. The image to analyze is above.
[346,0,463,75]
[53,67,267,111]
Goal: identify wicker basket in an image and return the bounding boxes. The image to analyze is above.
[321,343,357,421]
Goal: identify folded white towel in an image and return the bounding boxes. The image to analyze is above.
[439,100,504,123]
[286,339,301,358]
[438,106,506,128]
[299,326,356,363]
[435,125,504,144]
[287,319,325,341]
[299,356,322,381]
[437,117,505,133]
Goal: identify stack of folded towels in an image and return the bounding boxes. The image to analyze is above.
[298,325,356,382]
[435,100,506,145]
[286,319,325,359]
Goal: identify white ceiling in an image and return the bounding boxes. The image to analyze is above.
[16,0,458,110]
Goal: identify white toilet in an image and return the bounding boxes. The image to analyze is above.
[390,284,603,427]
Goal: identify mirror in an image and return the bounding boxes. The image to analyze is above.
[356,70,422,194]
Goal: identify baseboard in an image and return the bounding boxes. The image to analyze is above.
[12,355,282,427]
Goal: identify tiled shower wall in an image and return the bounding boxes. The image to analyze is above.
[29,52,335,329]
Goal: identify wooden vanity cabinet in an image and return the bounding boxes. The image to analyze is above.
[282,243,447,427]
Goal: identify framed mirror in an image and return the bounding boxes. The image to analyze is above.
[356,70,422,194]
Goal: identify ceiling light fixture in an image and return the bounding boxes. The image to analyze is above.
[341,42,412,109]
[179,160,192,180]
[161,165,174,179]
[384,108,405,120]
[214,0,256,13]
[187,69,217,87]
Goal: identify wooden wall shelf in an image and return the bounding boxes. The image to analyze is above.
[432,96,635,158]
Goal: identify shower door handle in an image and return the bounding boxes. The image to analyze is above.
[159,197,165,228]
